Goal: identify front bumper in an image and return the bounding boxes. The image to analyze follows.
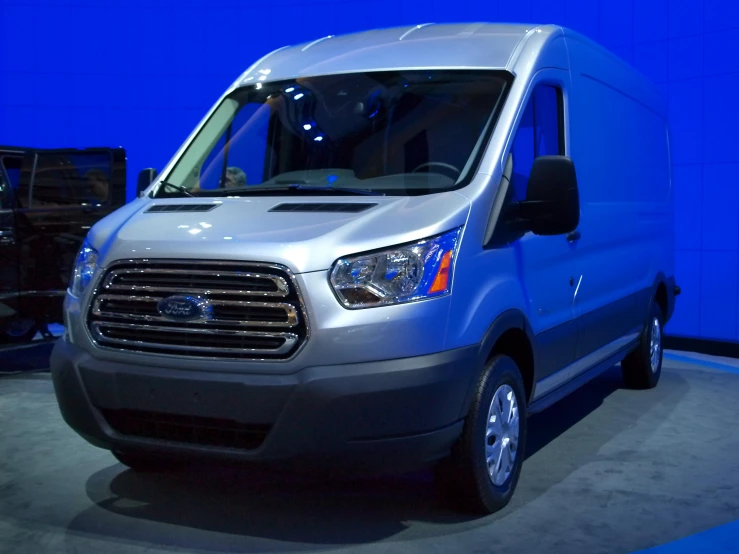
[51,339,478,474]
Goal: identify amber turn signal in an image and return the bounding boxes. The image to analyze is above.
[428,250,453,294]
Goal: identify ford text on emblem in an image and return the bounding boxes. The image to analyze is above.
[157,295,213,321]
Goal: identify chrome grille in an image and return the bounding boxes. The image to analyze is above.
[87,261,307,359]
[101,268,290,297]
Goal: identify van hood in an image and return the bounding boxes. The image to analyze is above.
[90,193,470,273]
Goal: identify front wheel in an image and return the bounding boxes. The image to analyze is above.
[434,355,528,514]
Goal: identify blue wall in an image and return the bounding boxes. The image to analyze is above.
[1,0,738,341]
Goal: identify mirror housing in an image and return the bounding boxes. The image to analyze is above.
[519,156,580,236]
[137,168,158,197]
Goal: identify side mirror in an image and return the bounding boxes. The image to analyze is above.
[137,168,158,197]
[519,156,580,236]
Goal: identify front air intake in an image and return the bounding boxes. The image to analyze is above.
[269,203,378,213]
[145,204,219,213]
[99,408,270,451]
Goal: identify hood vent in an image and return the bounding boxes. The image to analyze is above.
[146,204,218,213]
[269,203,378,213]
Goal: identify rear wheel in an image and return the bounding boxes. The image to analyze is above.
[112,451,181,473]
[434,355,527,514]
[0,317,38,344]
[621,302,663,390]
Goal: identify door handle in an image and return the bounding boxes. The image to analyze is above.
[566,230,581,243]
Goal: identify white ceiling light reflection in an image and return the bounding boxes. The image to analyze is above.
[189,228,202,235]
[223,236,233,240]
[303,124,312,130]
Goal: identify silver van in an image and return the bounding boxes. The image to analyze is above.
[51,23,679,513]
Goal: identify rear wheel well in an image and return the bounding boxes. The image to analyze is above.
[490,328,534,403]
[655,282,668,320]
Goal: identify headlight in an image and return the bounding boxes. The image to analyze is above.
[330,228,462,309]
[70,240,98,297]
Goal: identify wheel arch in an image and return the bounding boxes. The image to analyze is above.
[649,271,674,323]
[462,310,539,410]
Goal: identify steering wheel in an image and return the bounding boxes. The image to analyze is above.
[411,162,461,179]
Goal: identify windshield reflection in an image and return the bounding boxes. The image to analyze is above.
[155,70,510,198]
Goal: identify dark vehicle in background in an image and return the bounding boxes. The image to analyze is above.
[0,146,126,343]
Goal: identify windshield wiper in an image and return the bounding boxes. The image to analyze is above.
[211,184,385,197]
[157,181,195,197]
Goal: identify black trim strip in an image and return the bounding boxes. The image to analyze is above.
[528,340,638,414]
[665,335,739,360]
[557,87,566,156]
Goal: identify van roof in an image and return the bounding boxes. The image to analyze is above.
[239,23,545,84]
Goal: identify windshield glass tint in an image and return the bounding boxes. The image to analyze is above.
[156,70,509,197]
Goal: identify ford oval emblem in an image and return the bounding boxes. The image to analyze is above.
[157,295,213,322]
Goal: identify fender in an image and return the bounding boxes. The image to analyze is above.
[457,309,540,415]
[476,309,538,364]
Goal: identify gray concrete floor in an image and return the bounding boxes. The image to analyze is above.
[1,353,739,554]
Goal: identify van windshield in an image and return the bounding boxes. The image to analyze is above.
[155,70,510,198]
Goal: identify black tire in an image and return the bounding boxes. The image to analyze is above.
[0,317,38,344]
[621,302,663,390]
[434,355,527,514]
[112,451,181,473]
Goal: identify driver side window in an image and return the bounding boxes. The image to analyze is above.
[509,85,563,200]
[199,103,271,190]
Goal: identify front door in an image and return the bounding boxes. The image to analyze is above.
[502,76,580,398]
[13,148,126,324]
